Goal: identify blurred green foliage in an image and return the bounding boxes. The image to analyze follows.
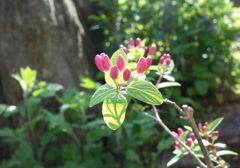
[90,0,240,105]
[0,67,173,168]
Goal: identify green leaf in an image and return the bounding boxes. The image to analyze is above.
[0,104,17,117]
[214,143,226,148]
[110,48,128,67]
[89,84,116,107]
[184,125,192,132]
[207,117,223,134]
[127,80,163,105]
[194,79,209,96]
[217,150,238,156]
[162,75,175,81]
[157,82,181,89]
[102,92,128,130]
[167,153,183,167]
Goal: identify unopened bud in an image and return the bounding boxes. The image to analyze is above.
[128,38,134,48]
[136,57,147,74]
[204,122,209,127]
[198,123,203,132]
[166,58,171,66]
[177,128,183,136]
[119,45,128,54]
[145,57,152,70]
[110,66,119,80]
[102,55,111,71]
[95,55,105,72]
[159,56,165,65]
[172,141,181,149]
[144,46,148,55]
[190,133,196,142]
[148,44,157,56]
[136,38,141,47]
[211,131,219,141]
[202,126,207,133]
[123,68,131,81]
[186,138,193,148]
[172,131,178,137]
[162,53,171,59]
[207,145,214,151]
[116,55,125,71]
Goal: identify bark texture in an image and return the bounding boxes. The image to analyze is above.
[0,0,97,105]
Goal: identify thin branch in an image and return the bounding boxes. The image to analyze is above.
[182,105,215,168]
[140,105,207,168]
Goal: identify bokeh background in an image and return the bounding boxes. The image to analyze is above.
[0,0,239,167]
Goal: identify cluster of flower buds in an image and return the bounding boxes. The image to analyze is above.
[95,53,111,72]
[94,53,131,86]
[119,38,157,57]
[110,55,131,83]
[159,53,171,67]
[198,122,209,138]
[172,128,196,151]
[136,56,152,74]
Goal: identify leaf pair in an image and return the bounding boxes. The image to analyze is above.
[89,80,163,130]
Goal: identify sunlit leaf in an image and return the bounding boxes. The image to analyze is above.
[102,92,128,130]
[89,84,116,107]
[157,82,181,89]
[127,80,163,105]
[167,153,183,167]
[207,117,223,134]
[217,150,238,156]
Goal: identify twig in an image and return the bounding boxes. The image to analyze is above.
[140,105,207,168]
[182,105,215,168]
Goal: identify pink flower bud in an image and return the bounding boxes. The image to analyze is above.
[177,128,183,136]
[110,66,119,80]
[144,46,148,55]
[116,55,125,71]
[148,44,157,56]
[128,38,134,48]
[123,68,131,81]
[202,126,207,133]
[207,145,214,151]
[102,55,111,71]
[136,38,141,47]
[159,56,165,65]
[198,123,202,131]
[172,141,180,149]
[136,57,147,74]
[172,131,178,137]
[119,44,128,54]
[190,133,196,141]
[166,58,171,66]
[211,131,219,141]
[186,138,193,148]
[204,122,209,127]
[95,55,105,72]
[162,53,171,59]
[145,57,152,70]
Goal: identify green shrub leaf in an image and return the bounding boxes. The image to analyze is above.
[102,92,128,130]
[217,150,238,156]
[157,82,181,89]
[89,84,116,107]
[194,79,209,96]
[207,117,223,134]
[167,153,183,167]
[127,80,163,105]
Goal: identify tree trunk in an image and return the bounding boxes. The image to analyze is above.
[0,0,98,160]
[0,0,97,105]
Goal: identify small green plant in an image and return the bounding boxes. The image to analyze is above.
[90,38,238,167]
